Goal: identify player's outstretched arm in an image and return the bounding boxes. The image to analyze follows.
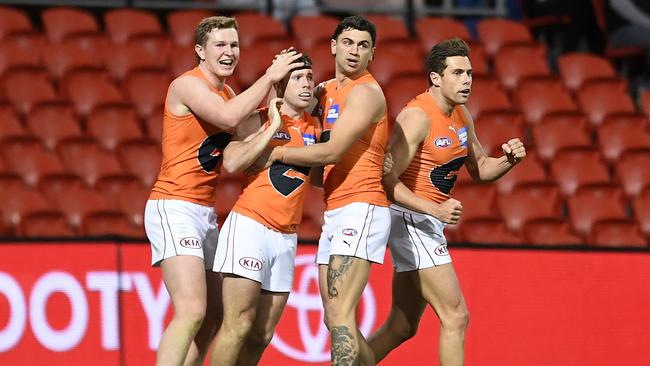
[270,83,386,167]
[168,52,304,130]
[222,98,284,173]
[462,106,526,182]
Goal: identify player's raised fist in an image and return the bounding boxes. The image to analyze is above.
[502,138,526,165]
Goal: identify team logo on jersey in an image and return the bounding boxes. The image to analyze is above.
[342,228,358,236]
[434,137,452,148]
[273,131,291,140]
[457,127,468,147]
[326,104,340,123]
[239,257,263,271]
[179,237,201,249]
[434,244,449,256]
[302,133,316,145]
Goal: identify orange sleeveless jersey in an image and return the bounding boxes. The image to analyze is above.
[399,91,469,204]
[233,111,321,233]
[318,71,390,211]
[150,67,234,206]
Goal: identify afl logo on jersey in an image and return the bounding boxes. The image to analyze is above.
[434,137,452,148]
[273,131,291,140]
[326,104,340,123]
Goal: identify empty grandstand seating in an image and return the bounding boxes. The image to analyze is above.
[532,113,591,162]
[474,112,526,156]
[596,114,650,164]
[464,81,512,118]
[498,183,563,232]
[0,6,32,40]
[615,151,650,198]
[495,152,548,194]
[460,218,524,245]
[416,17,472,53]
[235,12,288,48]
[104,9,163,44]
[494,44,551,91]
[588,219,647,248]
[18,211,76,237]
[57,137,126,186]
[477,18,535,57]
[3,70,60,116]
[557,52,618,92]
[549,148,610,196]
[116,139,161,188]
[167,9,214,47]
[63,70,126,117]
[576,79,637,126]
[633,188,650,239]
[567,185,627,237]
[452,182,498,222]
[1,136,67,187]
[0,104,28,141]
[523,219,584,246]
[26,104,82,150]
[86,106,144,150]
[514,79,578,125]
[41,7,100,43]
[292,15,340,50]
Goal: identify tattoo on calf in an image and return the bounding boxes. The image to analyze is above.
[331,325,359,366]
[327,255,354,299]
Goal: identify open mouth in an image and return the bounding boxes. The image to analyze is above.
[219,59,234,66]
[346,57,359,66]
[459,88,471,97]
[298,91,312,99]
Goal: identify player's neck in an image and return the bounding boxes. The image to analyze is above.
[428,88,455,117]
[280,103,303,120]
[198,63,227,90]
[335,68,366,88]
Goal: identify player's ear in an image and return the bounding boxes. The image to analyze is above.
[195,44,205,62]
[330,39,336,56]
[430,72,441,87]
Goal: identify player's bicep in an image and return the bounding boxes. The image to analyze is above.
[388,108,429,177]
[174,77,232,128]
[232,112,265,142]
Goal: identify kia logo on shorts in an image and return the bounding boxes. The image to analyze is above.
[239,257,263,271]
[434,244,449,256]
[179,237,201,249]
[342,228,358,236]
[435,137,452,148]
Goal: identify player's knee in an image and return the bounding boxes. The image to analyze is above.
[224,315,254,340]
[176,299,207,329]
[246,328,274,350]
[441,307,469,333]
[390,318,419,342]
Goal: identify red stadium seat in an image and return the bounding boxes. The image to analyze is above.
[588,219,647,248]
[495,152,548,194]
[99,181,149,228]
[18,211,75,237]
[57,137,126,186]
[104,9,163,44]
[62,32,109,56]
[460,218,524,245]
[1,136,67,187]
[0,180,53,230]
[235,43,277,88]
[523,219,584,246]
[86,106,144,151]
[82,211,144,238]
[0,36,42,77]
[567,185,627,237]
[452,183,499,222]
[497,183,563,232]
[0,104,29,140]
[364,14,410,44]
[477,18,535,57]
[302,185,325,224]
[369,47,424,85]
[144,106,163,143]
[3,69,59,116]
[532,113,591,162]
[26,104,82,150]
[550,148,610,196]
[292,15,339,50]
[494,44,551,91]
[124,70,170,120]
[306,44,335,83]
[596,114,650,164]
[577,79,636,126]
[44,183,116,229]
[616,151,650,198]
[557,52,618,93]
[63,70,126,117]
[170,45,197,77]
[0,6,32,40]
[474,111,525,156]
[105,39,170,82]
[465,81,512,118]
[297,216,323,242]
[235,12,287,48]
[385,76,429,121]
[514,79,578,125]
[167,9,214,47]
[468,44,489,76]
[116,139,161,188]
[96,174,144,196]
[41,7,99,43]
[41,40,104,81]
[633,188,650,239]
[416,17,472,53]
[214,175,244,219]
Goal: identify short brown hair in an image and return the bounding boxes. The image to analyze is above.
[194,16,238,63]
[426,38,470,86]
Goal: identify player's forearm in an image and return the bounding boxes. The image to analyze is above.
[383,174,436,215]
[223,126,277,173]
[221,75,273,127]
[475,155,514,182]
[279,143,342,167]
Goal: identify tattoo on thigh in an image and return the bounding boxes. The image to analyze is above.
[331,325,359,366]
[327,255,354,299]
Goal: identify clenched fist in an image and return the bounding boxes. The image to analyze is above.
[502,138,526,165]
[432,198,463,225]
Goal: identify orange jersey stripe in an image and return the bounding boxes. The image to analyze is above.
[150,67,234,206]
[318,72,389,210]
[233,111,321,233]
[399,91,469,203]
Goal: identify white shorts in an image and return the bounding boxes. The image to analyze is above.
[388,204,452,272]
[316,202,391,265]
[213,212,297,292]
[144,199,219,268]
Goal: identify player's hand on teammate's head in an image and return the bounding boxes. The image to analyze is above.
[502,138,526,165]
[382,152,394,176]
[433,198,463,225]
[266,50,304,83]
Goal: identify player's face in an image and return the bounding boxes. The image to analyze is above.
[434,56,472,105]
[196,27,240,78]
[331,29,375,76]
[281,68,315,110]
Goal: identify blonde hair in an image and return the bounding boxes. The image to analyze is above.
[194,16,238,63]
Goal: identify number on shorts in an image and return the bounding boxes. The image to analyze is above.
[269,162,311,197]
[429,156,466,194]
[197,132,233,173]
